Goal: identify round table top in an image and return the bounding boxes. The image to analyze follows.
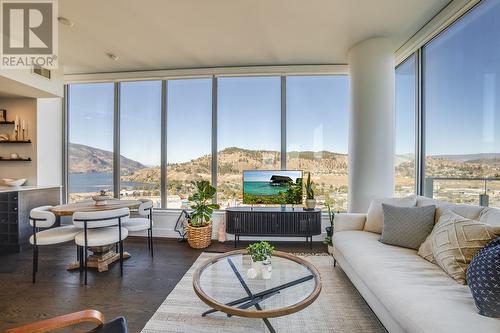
[192,250,322,319]
[49,199,142,216]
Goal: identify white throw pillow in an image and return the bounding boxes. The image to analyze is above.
[364,195,417,234]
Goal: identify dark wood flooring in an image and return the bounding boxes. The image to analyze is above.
[0,237,326,333]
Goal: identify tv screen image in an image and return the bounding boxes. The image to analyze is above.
[242,170,303,205]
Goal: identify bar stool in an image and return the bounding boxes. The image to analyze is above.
[73,208,130,285]
[29,206,81,283]
[122,199,154,256]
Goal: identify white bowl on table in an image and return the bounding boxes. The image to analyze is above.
[3,178,27,187]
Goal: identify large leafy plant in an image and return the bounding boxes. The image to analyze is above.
[247,241,275,262]
[188,180,220,227]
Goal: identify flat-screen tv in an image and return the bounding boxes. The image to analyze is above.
[243,170,303,205]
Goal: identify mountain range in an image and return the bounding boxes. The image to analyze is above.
[69,143,146,174]
[70,143,500,179]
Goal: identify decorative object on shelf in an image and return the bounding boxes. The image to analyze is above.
[0,109,6,122]
[305,172,316,210]
[14,115,19,140]
[10,153,19,159]
[0,133,9,141]
[246,241,275,279]
[21,119,27,141]
[324,203,335,255]
[2,178,27,187]
[91,189,112,206]
[187,180,220,249]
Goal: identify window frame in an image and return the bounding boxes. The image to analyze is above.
[63,74,348,209]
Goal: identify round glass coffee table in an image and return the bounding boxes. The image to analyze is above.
[193,250,322,333]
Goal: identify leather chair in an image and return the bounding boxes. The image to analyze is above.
[3,309,128,333]
[122,199,154,256]
[73,208,130,285]
[29,206,81,283]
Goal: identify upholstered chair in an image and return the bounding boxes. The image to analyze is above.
[29,206,81,283]
[122,199,154,256]
[73,208,130,285]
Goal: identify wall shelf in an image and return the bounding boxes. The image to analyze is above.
[0,158,32,162]
[0,140,31,144]
[0,121,15,125]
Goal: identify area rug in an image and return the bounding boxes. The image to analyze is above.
[141,253,386,333]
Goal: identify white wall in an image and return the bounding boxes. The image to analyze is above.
[37,98,63,186]
[348,37,395,212]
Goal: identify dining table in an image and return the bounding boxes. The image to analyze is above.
[49,199,142,272]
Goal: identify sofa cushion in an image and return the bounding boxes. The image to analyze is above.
[380,204,436,250]
[416,196,485,224]
[422,210,500,284]
[479,207,500,226]
[467,237,500,317]
[364,196,417,234]
[333,230,500,333]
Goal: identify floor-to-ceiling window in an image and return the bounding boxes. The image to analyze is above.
[286,76,349,211]
[423,0,500,207]
[68,83,115,202]
[395,55,416,197]
[167,78,212,208]
[217,76,281,208]
[120,81,162,207]
[66,75,350,209]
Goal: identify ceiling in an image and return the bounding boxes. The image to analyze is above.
[59,0,451,75]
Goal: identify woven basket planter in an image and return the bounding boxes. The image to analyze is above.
[187,222,212,249]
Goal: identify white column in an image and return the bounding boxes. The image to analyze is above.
[348,38,395,213]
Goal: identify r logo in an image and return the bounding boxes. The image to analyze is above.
[2,1,53,54]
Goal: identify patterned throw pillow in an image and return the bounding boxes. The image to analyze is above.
[421,210,500,284]
[467,237,500,317]
[380,204,436,250]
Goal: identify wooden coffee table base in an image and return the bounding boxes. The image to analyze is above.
[67,245,131,272]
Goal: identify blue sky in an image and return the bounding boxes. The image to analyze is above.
[243,170,302,182]
[423,0,500,156]
[69,75,350,165]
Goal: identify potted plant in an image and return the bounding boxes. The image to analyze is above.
[187,180,220,249]
[246,241,275,279]
[304,172,316,210]
[324,204,335,255]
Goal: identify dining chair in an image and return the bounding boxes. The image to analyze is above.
[73,208,130,285]
[122,199,154,256]
[29,206,81,283]
[3,309,128,333]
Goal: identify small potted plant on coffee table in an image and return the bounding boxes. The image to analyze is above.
[247,241,275,279]
[187,180,220,249]
[304,172,316,210]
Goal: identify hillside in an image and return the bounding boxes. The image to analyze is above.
[69,143,146,174]
[70,143,500,181]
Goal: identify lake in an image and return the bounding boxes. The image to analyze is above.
[69,172,153,193]
[243,181,289,196]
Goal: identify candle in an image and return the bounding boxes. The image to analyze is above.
[15,115,19,130]
[22,119,25,130]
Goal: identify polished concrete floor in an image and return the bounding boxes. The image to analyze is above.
[0,237,327,333]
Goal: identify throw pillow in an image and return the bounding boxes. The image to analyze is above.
[380,204,436,250]
[423,210,500,284]
[467,237,500,317]
[364,196,417,234]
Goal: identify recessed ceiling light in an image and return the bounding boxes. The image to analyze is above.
[106,53,119,61]
[57,17,74,27]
